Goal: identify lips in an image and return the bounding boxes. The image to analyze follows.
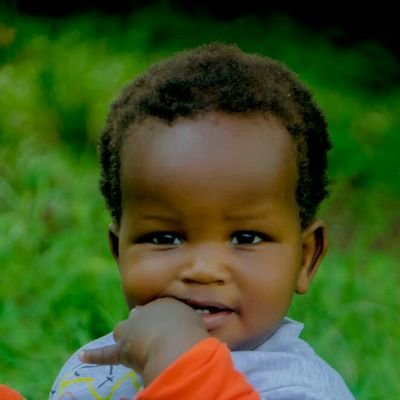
[179,298,235,331]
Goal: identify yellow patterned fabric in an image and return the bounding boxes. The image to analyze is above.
[50,333,143,399]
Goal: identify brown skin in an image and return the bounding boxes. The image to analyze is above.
[81,112,327,385]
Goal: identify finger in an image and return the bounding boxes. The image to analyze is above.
[79,344,122,365]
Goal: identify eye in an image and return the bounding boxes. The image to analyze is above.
[230,231,269,245]
[135,232,183,245]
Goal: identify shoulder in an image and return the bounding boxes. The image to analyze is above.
[232,318,355,400]
[49,333,143,400]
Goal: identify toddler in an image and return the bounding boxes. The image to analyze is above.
[50,42,355,399]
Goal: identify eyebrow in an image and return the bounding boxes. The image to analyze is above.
[223,210,269,221]
[138,214,181,223]
[223,216,270,225]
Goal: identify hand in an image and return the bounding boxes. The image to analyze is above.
[80,297,209,385]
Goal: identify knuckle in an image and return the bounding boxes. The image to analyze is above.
[120,341,134,367]
[114,321,126,341]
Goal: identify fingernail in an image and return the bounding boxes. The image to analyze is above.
[78,351,86,362]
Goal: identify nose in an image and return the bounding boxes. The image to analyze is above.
[179,243,231,285]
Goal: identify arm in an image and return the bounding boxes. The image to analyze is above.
[136,337,260,400]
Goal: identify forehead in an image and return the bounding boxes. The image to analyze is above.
[120,112,298,204]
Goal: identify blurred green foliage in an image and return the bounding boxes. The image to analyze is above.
[1,3,399,399]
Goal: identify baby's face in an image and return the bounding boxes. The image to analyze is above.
[113,111,324,350]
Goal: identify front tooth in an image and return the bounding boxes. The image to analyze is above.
[195,309,211,314]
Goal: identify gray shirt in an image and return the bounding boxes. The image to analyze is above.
[49,318,355,399]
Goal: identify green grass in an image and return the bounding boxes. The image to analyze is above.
[1,4,399,399]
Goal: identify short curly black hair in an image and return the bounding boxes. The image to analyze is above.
[98,42,331,229]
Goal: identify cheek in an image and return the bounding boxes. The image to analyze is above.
[237,248,301,312]
[237,246,300,283]
[118,250,178,306]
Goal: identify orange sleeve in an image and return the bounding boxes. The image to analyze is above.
[136,337,260,400]
[0,385,25,400]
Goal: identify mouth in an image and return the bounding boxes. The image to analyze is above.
[180,298,235,331]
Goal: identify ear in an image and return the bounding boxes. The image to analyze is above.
[296,219,328,294]
[108,222,120,263]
